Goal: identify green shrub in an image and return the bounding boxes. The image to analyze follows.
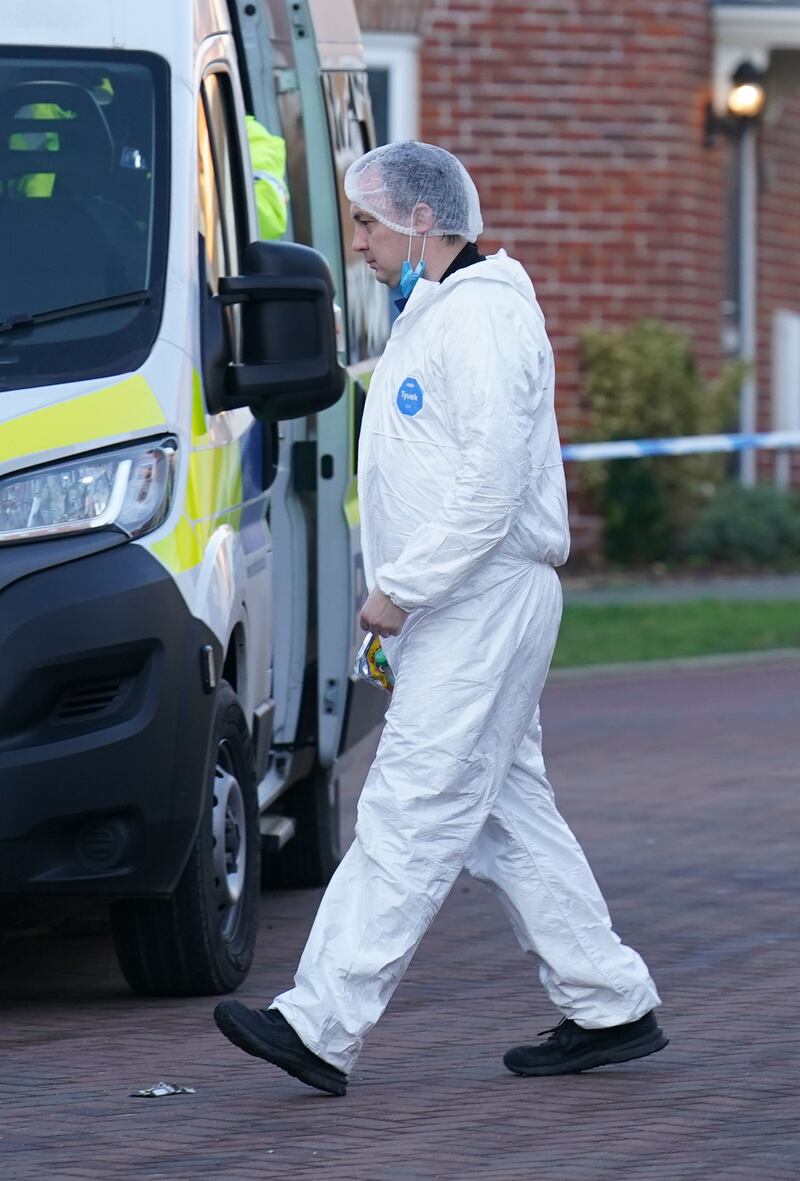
[599,458,673,564]
[578,320,743,564]
[681,483,800,565]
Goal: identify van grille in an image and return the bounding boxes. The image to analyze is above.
[53,678,129,721]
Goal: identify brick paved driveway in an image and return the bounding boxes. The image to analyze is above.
[1,656,797,1180]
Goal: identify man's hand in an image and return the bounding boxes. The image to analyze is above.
[359,587,408,637]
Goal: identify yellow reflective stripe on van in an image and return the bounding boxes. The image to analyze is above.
[185,443,243,523]
[191,369,210,446]
[151,369,249,576]
[152,438,244,576]
[151,514,203,572]
[344,476,359,528]
[151,506,244,575]
[0,375,165,464]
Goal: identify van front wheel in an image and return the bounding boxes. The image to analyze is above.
[110,681,260,996]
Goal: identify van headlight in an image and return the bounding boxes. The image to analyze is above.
[0,439,177,544]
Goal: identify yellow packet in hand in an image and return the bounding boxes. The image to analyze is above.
[353,632,395,693]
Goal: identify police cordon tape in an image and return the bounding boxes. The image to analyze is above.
[561,430,800,462]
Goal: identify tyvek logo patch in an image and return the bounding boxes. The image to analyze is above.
[396,376,424,416]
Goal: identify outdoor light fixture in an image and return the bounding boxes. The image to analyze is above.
[703,59,768,485]
[726,60,767,119]
[704,60,767,146]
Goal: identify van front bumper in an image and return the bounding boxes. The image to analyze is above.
[0,537,219,896]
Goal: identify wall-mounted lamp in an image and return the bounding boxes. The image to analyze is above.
[704,59,767,485]
[704,60,767,147]
[726,60,767,118]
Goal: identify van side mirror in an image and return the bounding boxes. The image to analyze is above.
[216,240,346,421]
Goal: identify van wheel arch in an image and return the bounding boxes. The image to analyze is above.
[222,621,247,699]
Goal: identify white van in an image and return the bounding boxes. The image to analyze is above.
[0,0,390,995]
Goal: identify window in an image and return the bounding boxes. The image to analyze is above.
[0,49,169,392]
[772,308,800,483]
[362,33,420,146]
[197,94,227,295]
[198,72,248,360]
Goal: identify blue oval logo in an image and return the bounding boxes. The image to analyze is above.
[397,376,424,416]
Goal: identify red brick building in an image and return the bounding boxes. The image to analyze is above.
[356,0,800,534]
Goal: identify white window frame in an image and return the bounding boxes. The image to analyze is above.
[771,308,800,487]
[362,32,420,143]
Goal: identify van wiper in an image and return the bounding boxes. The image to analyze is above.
[0,290,151,334]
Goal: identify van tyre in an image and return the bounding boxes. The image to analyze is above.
[262,761,340,889]
[110,681,260,996]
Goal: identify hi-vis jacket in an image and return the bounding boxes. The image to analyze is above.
[357,250,570,614]
[245,114,288,241]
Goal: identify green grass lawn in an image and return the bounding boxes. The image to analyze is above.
[552,599,800,668]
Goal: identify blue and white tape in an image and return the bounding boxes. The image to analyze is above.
[561,430,800,463]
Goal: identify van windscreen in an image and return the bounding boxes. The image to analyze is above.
[0,49,169,392]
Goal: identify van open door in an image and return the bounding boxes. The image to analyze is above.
[230,0,390,890]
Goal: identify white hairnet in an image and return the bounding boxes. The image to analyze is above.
[344,140,483,241]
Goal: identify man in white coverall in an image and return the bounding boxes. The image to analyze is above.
[214,141,668,1097]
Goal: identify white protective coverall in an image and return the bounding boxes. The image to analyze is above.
[273,250,660,1073]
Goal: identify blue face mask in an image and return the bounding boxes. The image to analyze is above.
[399,257,426,298]
[399,207,428,298]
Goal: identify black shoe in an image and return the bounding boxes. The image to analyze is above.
[504,1010,668,1077]
[213,1000,347,1096]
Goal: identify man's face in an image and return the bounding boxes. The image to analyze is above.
[350,203,410,288]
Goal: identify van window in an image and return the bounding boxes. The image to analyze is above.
[0,49,169,393]
[198,71,248,360]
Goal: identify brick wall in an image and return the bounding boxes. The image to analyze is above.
[421,1,730,435]
[355,0,800,542]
